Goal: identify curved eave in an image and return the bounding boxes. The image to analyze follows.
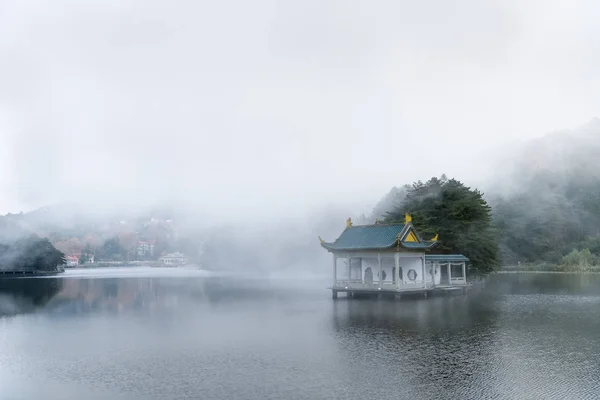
[425,254,469,262]
[321,241,438,252]
[399,241,438,250]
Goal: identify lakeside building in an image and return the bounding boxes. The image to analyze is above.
[320,215,469,299]
[159,252,189,266]
[65,255,79,267]
[137,240,156,258]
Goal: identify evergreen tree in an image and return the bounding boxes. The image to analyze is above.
[385,176,500,273]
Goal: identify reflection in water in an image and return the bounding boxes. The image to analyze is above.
[1,271,600,399]
[0,278,63,316]
[0,273,299,317]
[330,296,501,399]
[488,272,600,295]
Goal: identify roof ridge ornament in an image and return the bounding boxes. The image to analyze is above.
[404,213,412,224]
[346,217,353,228]
[319,236,325,244]
[431,234,439,242]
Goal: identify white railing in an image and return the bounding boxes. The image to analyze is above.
[334,280,440,291]
[334,280,398,290]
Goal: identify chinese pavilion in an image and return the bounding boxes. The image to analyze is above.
[320,214,469,299]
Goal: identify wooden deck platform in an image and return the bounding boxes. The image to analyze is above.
[329,283,471,299]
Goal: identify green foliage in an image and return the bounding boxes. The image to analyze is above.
[558,248,600,272]
[0,235,65,271]
[562,248,593,267]
[385,175,500,273]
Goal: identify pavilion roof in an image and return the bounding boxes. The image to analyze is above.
[320,222,437,252]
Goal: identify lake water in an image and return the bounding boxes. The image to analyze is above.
[1,268,600,400]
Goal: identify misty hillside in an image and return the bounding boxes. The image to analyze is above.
[492,118,600,193]
[0,201,363,275]
[2,120,599,271]
[490,119,600,264]
[367,119,600,267]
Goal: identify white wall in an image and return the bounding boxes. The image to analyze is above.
[334,253,430,285]
[381,257,395,282]
[335,257,348,280]
[361,258,378,281]
[399,256,424,283]
[349,258,362,280]
[425,262,441,285]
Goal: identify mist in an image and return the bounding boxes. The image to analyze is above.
[4,3,600,399]
[0,1,600,276]
[1,0,600,221]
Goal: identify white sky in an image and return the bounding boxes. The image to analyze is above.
[0,0,599,222]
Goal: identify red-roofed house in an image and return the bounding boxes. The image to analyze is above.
[65,255,79,267]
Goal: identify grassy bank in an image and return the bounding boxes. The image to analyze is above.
[502,249,600,273]
[501,263,600,273]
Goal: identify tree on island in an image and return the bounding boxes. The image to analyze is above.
[0,235,66,271]
[385,175,500,273]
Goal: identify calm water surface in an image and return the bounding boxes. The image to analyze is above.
[1,268,600,400]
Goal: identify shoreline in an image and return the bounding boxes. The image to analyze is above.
[0,269,65,278]
[496,270,600,274]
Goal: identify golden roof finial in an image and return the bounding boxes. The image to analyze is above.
[404,213,412,224]
[346,217,353,228]
[318,236,325,244]
[431,233,439,242]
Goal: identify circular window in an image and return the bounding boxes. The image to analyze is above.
[407,269,417,281]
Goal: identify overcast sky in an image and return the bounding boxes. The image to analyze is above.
[0,0,599,222]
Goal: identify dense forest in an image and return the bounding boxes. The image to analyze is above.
[384,176,499,273]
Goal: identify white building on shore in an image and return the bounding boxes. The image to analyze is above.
[159,252,189,266]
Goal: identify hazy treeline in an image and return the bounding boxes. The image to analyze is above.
[1,121,599,274]
[0,235,65,271]
[372,120,600,271]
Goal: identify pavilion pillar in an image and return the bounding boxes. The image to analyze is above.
[332,254,337,286]
[395,253,400,289]
[421,255,426,289]
[359,258,363,283]
[462,262,466,284]
[447,262,452,285]
[378,252,382,289]
[346,253,351,283]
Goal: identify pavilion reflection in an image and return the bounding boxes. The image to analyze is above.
[329,294,502,399]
